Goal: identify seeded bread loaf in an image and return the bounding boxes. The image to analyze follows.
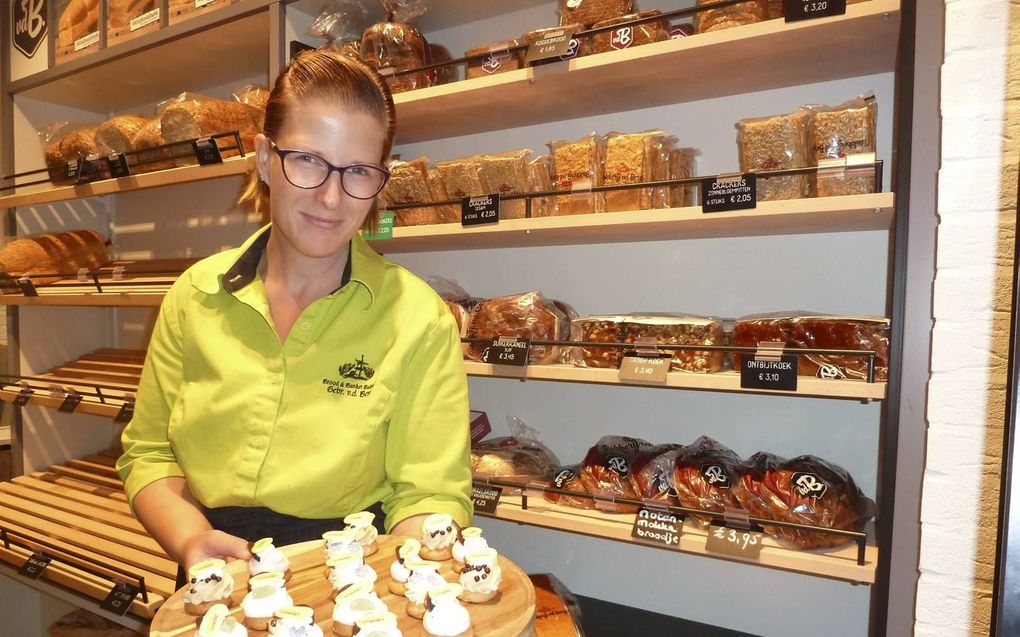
[96,115,149,154]
[108,0,154,28]
[160,98,261,158]
[130,118,176,172]
[0,229,110,286]
[58,0,100,48]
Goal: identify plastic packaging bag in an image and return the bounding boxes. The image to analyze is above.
[380,157,459,226]
[464,291,573,365]
[559,0,633,28]
[471,416,561,483]
[808,93,878,197]
[579,435,655,513]
[737,109,813,201]
[603,130,666,212]
[570,313,725,373]
[629,443,686,504]
[478,149,533,220]
[550,132,605,215]
[528,155,557,217]
[158,91,261,165]
[309,1,369,58]
[672,436,744,526]
[544,464,593,510]
[695,0,766,34]
[434,156,490,200]
[362,1,430,93]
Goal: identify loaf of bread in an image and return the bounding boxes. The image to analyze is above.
[361,21,430,93]
[464,291,573,365]
[544,465,594,509]
[58,126,100,161]
[737,109,813,201]
[471,435,560,482]
[0,229,110,287]
[108,0,154,28]
[465,40,525,80]
[233,84,271,128]
[695,0,766,33]
[96,115,149,155]
[160,97,261,160]
[628,443,685,504]
[732,313,891,381]
[671,436,743,526]
[428,44,459,85]
[58,0,100,48]
[550,133,604,215]
[570,314,725,373]
[129,118,176,172]
[579,435,654,513]
[559,0,633,28]
[591,11,670,53]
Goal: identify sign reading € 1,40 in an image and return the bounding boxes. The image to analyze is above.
[12,0,47,59]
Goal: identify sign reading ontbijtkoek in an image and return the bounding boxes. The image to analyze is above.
[12,0,48,58]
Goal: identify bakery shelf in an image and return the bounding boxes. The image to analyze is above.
[370,192,895,253]
[0,450,176,620]
[9,2,273,112]
[0,427,9,446]
[0,155,254,209]
[0,260,195,307]
[0,349,143,419]
[391,0,901,143]
[478,493,877,584]
[464,361,887,401]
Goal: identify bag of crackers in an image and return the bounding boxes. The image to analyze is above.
[807,93,878,197]
[550,132,606,215]
[736,108,813,201]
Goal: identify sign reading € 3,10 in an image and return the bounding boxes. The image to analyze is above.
[13,0,47,58]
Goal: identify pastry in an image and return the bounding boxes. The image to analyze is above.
[324,528,365,560]
[463,291,573,365]
[543,464,593,510]
[671,436,743,526]
[198,604,249,637]
[343,511,379,557]
[184,559,234,616]
[451,527,488,574]
[249,537,291,578]
[331,581,388,637]
[326,551,377,592]
[268,606,322,637]
[387,538,422,595]
[420,513,457,560]
[402,560,445,619]
[457,548,501,603]
[422,584,473,637]
[579,435,655,513]
[351,611,403,636]
[242,572,294,631]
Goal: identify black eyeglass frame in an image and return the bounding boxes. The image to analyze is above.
[267,139,390,199]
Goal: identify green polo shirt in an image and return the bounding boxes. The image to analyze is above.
[116,224,473,531]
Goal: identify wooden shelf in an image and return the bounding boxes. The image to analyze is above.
[10,2,273,111]
[392,0,901,143]
[0,426,9,446]
[478,494,877,584]
[0,349,143,418]
[0,450,175,620]
[0,259,194,307]
[371,192,895,253]
[0,156,254,209]
[464,362,887,401]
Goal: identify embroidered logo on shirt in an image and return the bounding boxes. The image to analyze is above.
[339,355,375,381]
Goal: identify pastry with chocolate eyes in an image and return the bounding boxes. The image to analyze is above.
[458,547,502,603]
[420,513,457,560]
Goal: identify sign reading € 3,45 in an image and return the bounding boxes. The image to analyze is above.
[13,0,47,59]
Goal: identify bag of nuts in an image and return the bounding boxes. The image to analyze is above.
[550,133,605,215]
[737,109,813,201]
[808,94,878,197]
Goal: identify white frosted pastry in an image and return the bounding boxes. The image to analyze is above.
[343,511,379,556]
[351,612,403,637]
[451,527,488,573]
[185,559,234,615]
[323,528,365,560]
[268,606,322,637]
[403,559,445,619]
[331,581,388,637]
[387,538,422,595]
[198,604,248,637]
[327,551,377,591]
[458,548,501,603]
[422,584,472,637]
[249,537,290,577]
[242,572,294,630]
[420,513,456,560]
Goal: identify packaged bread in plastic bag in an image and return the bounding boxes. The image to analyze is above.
[40,121,101,183]
[158,92,261,165]
[737,109,813,201]
[361,0,430,93]
[579,435,655,513]
[380,157,458,226]
[528,155,557,217]
[478,149,533,219]
[434,156,490,200]
[629,443,686,505]
[669,147,699,208]
[471,416,561,483]
[560,0,633,28]
[603,130,667,212]
[672,436,744,526]
[571,313,725,373]
[309,0,369,59]
[130,117,176,173]
[808,94,878,197]
[466,39,525,80]
[464,291,573,365]
[232,84,271,128]
[544,464,594,509]
[695,0,766,33]
[550,133,605,215]
[428,44,459,85]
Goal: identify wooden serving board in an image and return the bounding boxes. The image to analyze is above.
[150,535,536,637]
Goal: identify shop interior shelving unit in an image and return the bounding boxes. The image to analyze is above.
[0,1,912,635]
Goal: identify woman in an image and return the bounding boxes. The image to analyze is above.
[116,51,472,572]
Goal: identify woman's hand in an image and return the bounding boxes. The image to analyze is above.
[181,529,251,570]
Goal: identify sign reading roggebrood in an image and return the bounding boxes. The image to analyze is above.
[13,0,47,59]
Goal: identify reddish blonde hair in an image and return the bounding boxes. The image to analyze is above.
[239,51,396,232]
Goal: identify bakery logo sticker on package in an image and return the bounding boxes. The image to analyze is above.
[482,51,507,74]
[12,0,47,58]
[611,27,633,50]
[792,472,828,499]
[553,468,579,489]
[816,363,847,380]
[653,474,678,498]
[559,38,581,61]
[322,355,376,398]
[700,464,731,488]
[605,456,630,477]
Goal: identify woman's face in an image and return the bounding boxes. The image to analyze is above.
[255,99,387,262]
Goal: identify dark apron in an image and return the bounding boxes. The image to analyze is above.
[174,501,386,588]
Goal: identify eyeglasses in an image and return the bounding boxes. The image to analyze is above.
[268,140,390,199]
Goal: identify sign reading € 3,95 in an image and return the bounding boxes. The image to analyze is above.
[12,0,47,59]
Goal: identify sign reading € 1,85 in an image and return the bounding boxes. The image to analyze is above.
[13,0,47,59]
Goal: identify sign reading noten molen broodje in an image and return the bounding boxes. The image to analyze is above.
[13,0,47,58]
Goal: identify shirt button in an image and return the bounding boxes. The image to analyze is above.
[300,321,311,331]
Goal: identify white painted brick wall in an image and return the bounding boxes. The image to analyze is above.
[917,1,1019,635]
